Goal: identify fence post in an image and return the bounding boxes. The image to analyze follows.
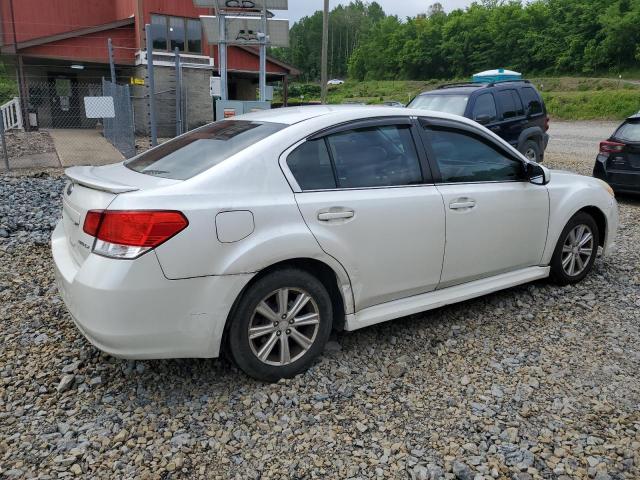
[175,47,182,137]
[108,38,116,85]
[0,114,9,170]
[145,24,158,147]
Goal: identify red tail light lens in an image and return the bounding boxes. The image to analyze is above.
[82,210,188,258]
[599,141,625,154]
[83,210,103,236]
[544,116,550,132]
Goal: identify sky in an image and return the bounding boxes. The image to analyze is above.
[273,0,475,23]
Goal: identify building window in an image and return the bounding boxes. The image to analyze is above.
[150,15,202,54]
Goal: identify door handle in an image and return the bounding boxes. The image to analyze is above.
[449,199,476,210]
[317,209,354,221]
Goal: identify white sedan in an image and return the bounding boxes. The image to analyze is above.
[52,107,618,381]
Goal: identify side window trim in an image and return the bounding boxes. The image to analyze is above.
[282,119,434,192]
[417,117,527,185]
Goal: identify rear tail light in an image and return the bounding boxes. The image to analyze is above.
[82,210,188,259]
[544,116,550,132]
[599,140,625,155]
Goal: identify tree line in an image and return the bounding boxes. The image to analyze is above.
[272,0,640,82]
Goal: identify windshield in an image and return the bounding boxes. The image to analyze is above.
[614,121,640,142]
[125,120,286,180]
[409,94,469,116]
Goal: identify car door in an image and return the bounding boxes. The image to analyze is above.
[494,89,527,147]
[282,118,446,311]
[418,118,549,288]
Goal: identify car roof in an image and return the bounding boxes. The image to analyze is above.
[237,105,367,125]
[237,105,485,128]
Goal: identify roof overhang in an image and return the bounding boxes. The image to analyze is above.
[1,17,135,54]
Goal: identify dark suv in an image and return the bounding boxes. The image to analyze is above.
[408,80,550,163]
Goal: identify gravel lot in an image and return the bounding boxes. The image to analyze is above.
[1,121,639,479]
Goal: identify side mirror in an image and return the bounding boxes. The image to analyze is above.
[527,162,550,185]
[475,114,493,125]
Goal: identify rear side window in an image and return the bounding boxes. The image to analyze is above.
[472,93,497,122]
[125,120,285,180]
[326,125,423,188]
[496,90,524,119]
[287,139,336,190]
[614,121,640,142]
[520,87,543,115]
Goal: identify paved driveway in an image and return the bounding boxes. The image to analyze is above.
[48,129,123,167]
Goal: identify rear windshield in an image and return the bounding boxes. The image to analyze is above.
[409,94,469,116]
[125,120,286,180]
[614,121,640,142]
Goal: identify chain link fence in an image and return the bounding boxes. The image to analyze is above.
[102,79,136,159]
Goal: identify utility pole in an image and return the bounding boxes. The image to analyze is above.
[320,0,329,104]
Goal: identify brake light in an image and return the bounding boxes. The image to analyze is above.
[544,116,550,132]
[599,140,625,154]
[82,210,188,259]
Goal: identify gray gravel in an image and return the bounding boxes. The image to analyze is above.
[1,123,639,479]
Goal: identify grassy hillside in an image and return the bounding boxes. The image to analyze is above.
[279,77,640,121]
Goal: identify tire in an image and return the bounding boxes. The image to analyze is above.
[550,212,599,285]
[227,268,333,382]
[521,139,542,163]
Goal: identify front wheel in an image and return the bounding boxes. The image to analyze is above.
[227,269,333,382]
[550,212,599,285]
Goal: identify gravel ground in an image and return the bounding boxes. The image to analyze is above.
[1,122,639,479]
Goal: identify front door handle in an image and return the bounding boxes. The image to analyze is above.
[318,209,354,221]
[449,199,476,210]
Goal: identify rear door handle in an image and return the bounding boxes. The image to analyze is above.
[318,209,354,221]
[449,199,476,210]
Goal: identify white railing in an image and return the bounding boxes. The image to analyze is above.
[1,97,23,131]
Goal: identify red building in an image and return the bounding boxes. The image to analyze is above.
[0,0,298,134]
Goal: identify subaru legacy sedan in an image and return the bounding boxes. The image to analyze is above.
[52,107,618,381]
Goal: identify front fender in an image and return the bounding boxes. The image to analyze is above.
[541,173,618,265]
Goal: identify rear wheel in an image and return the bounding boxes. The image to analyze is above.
[550,212,599,285]
[227,269,333,382]
[521,139,542,163]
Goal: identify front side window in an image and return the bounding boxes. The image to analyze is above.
[409,94,469,116]
[326,125,423,188]
[472,93,497,122]
[126,120,285,180]
[426,127,524,183]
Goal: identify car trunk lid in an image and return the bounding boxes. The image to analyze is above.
[62,165,180,265]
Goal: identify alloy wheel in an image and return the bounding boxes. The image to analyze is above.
[248,288,320,366]
[561,224,594,277]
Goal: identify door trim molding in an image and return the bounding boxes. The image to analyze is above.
[346,266,549,331]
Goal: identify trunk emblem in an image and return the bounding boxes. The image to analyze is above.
[66,183,74,196]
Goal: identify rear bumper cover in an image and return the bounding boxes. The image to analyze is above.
[51,222,253,359]
[594,158,640,193]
